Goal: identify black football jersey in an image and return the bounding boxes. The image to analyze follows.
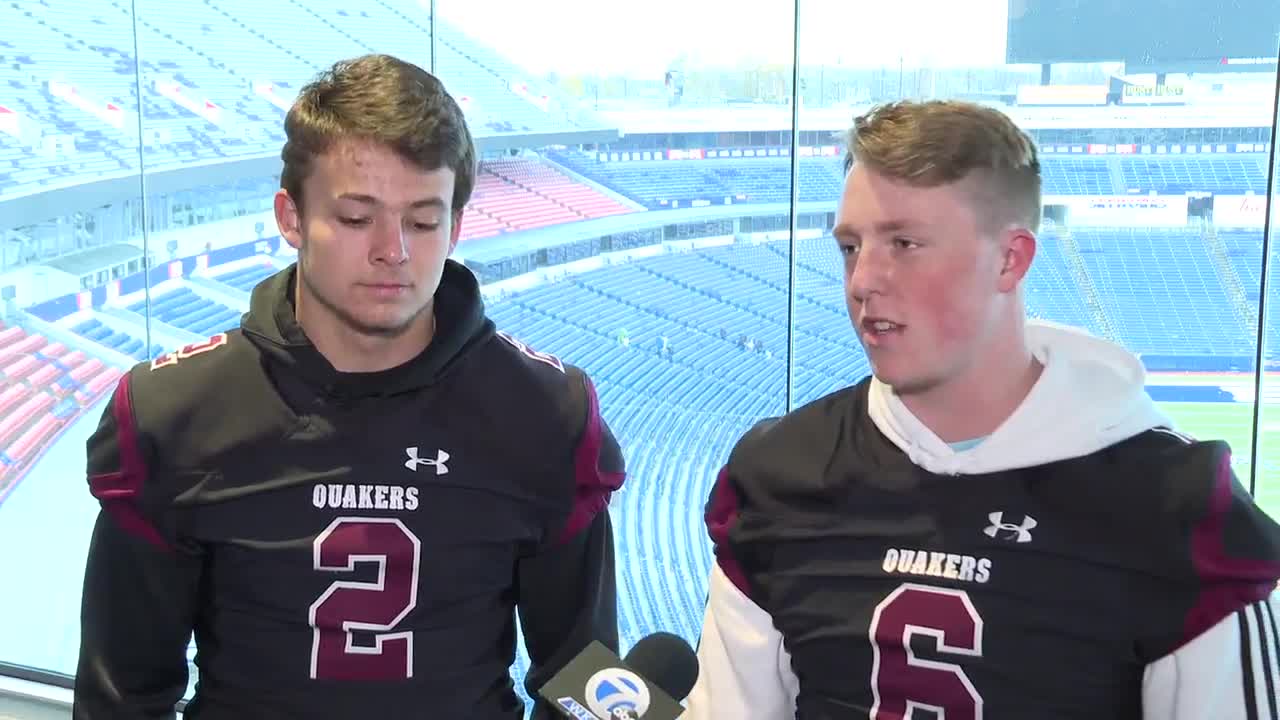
[704,379,1280,719]
[73,260,625,720]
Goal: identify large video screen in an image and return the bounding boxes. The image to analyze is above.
[1007,0,1280,64]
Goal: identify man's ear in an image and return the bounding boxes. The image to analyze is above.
[275,190,304,251]
[995,226,1036,294]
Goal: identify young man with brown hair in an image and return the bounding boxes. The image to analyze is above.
[686,99,1280,719]
[74,54,624,719]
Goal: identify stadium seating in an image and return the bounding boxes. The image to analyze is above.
[545,151,1272,208]
[211,262,277,292]
[0,0,1272,246]
[0,221,1274,687]
[1120,157,1268,194]
[0,321,120,500]
[546,153,849,208]
[0,0,596,198]
[129,287,240,337]
[467,161,637,236]
[1022,228,1103,333]
[1072,226,1254,355]
[1039,157,1116,194]
[71,318,159,361]
[1219,229,1280,342]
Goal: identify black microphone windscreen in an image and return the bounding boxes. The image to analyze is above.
[622,632,699,701]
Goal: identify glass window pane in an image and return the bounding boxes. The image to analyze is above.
[434,0,793,704]
[0,0,146,680]
[1255,99,1280,517]
[796,2,1277,511]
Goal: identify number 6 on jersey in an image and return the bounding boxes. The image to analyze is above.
[308,517,422,681]
[870,583,985,720]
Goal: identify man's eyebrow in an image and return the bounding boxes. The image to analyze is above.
[833,223,857,241]
[336,193,447,210]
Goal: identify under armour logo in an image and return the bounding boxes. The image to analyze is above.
[405,446,449,474]
[984,512,1036,543]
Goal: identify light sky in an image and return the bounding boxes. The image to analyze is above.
[434,0,1010,77]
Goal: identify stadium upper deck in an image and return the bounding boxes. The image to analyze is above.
[0,0,1274,206]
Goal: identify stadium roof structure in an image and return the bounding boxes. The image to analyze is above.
[453,199,837,268]
[599,100,1276,136]
[45,244,143,277]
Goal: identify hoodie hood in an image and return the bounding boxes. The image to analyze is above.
[240,258,494,400]
[867,319,1172,475]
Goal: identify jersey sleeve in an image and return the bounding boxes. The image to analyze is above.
[685,464,799,719]
[1139,437,1280,719]
[518,367,626,718]
[1142,591,1280,720]
[74,371,203,720]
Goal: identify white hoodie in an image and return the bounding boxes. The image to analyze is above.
[684,320,1280,719]
[870,319,1172,475]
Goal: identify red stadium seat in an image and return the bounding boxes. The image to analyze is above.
[60,350,88,368]
[0,392,55,447]
[83,367,122,397]
[0,467,16,502]
[0,335,47,364]
[0,326,24,349]
[41,342,68,357]
[6,415,62,462]
[428,159,640,244]
[26,363,60,389]
[70,358,104,383]
[0,385,31,419]
[1,355,39,382]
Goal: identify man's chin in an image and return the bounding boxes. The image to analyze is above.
[870,365,933,397]
[342,307,426,339]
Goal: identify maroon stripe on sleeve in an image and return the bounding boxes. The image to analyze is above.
[1184,450,1280,645]
[88,374,170,550]
[558,374,624,544]
[706,466,752,596]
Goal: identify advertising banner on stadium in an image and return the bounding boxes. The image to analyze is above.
[1213,194,1269,228]
[1121,84,1186,105]
[1048,195,1190,227]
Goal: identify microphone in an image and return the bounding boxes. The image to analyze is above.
[539,632,699,719]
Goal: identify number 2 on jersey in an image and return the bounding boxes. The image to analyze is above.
[308,518,421,680]
[870,583,985,720]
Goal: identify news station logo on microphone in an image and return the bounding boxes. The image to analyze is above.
[540,635,697,720]
[585,666,650,719]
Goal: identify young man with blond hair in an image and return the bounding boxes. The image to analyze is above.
[686,99,1280,719]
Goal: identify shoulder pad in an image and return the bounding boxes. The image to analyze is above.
[494,329,567,374]
[130,331,241,398]
[469,331,623,543]
[128,331,248,423]
[483,330,576,419]
[85,331,254,550]
[1109,429,1280,655]
[126,330,286,469]
[726,384,861,513]
[705,382,865,605]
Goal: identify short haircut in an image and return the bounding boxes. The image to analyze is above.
[843,99,1042,233]
[280,53,477,215]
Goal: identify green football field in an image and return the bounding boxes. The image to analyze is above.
[1155,372,1279,518]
